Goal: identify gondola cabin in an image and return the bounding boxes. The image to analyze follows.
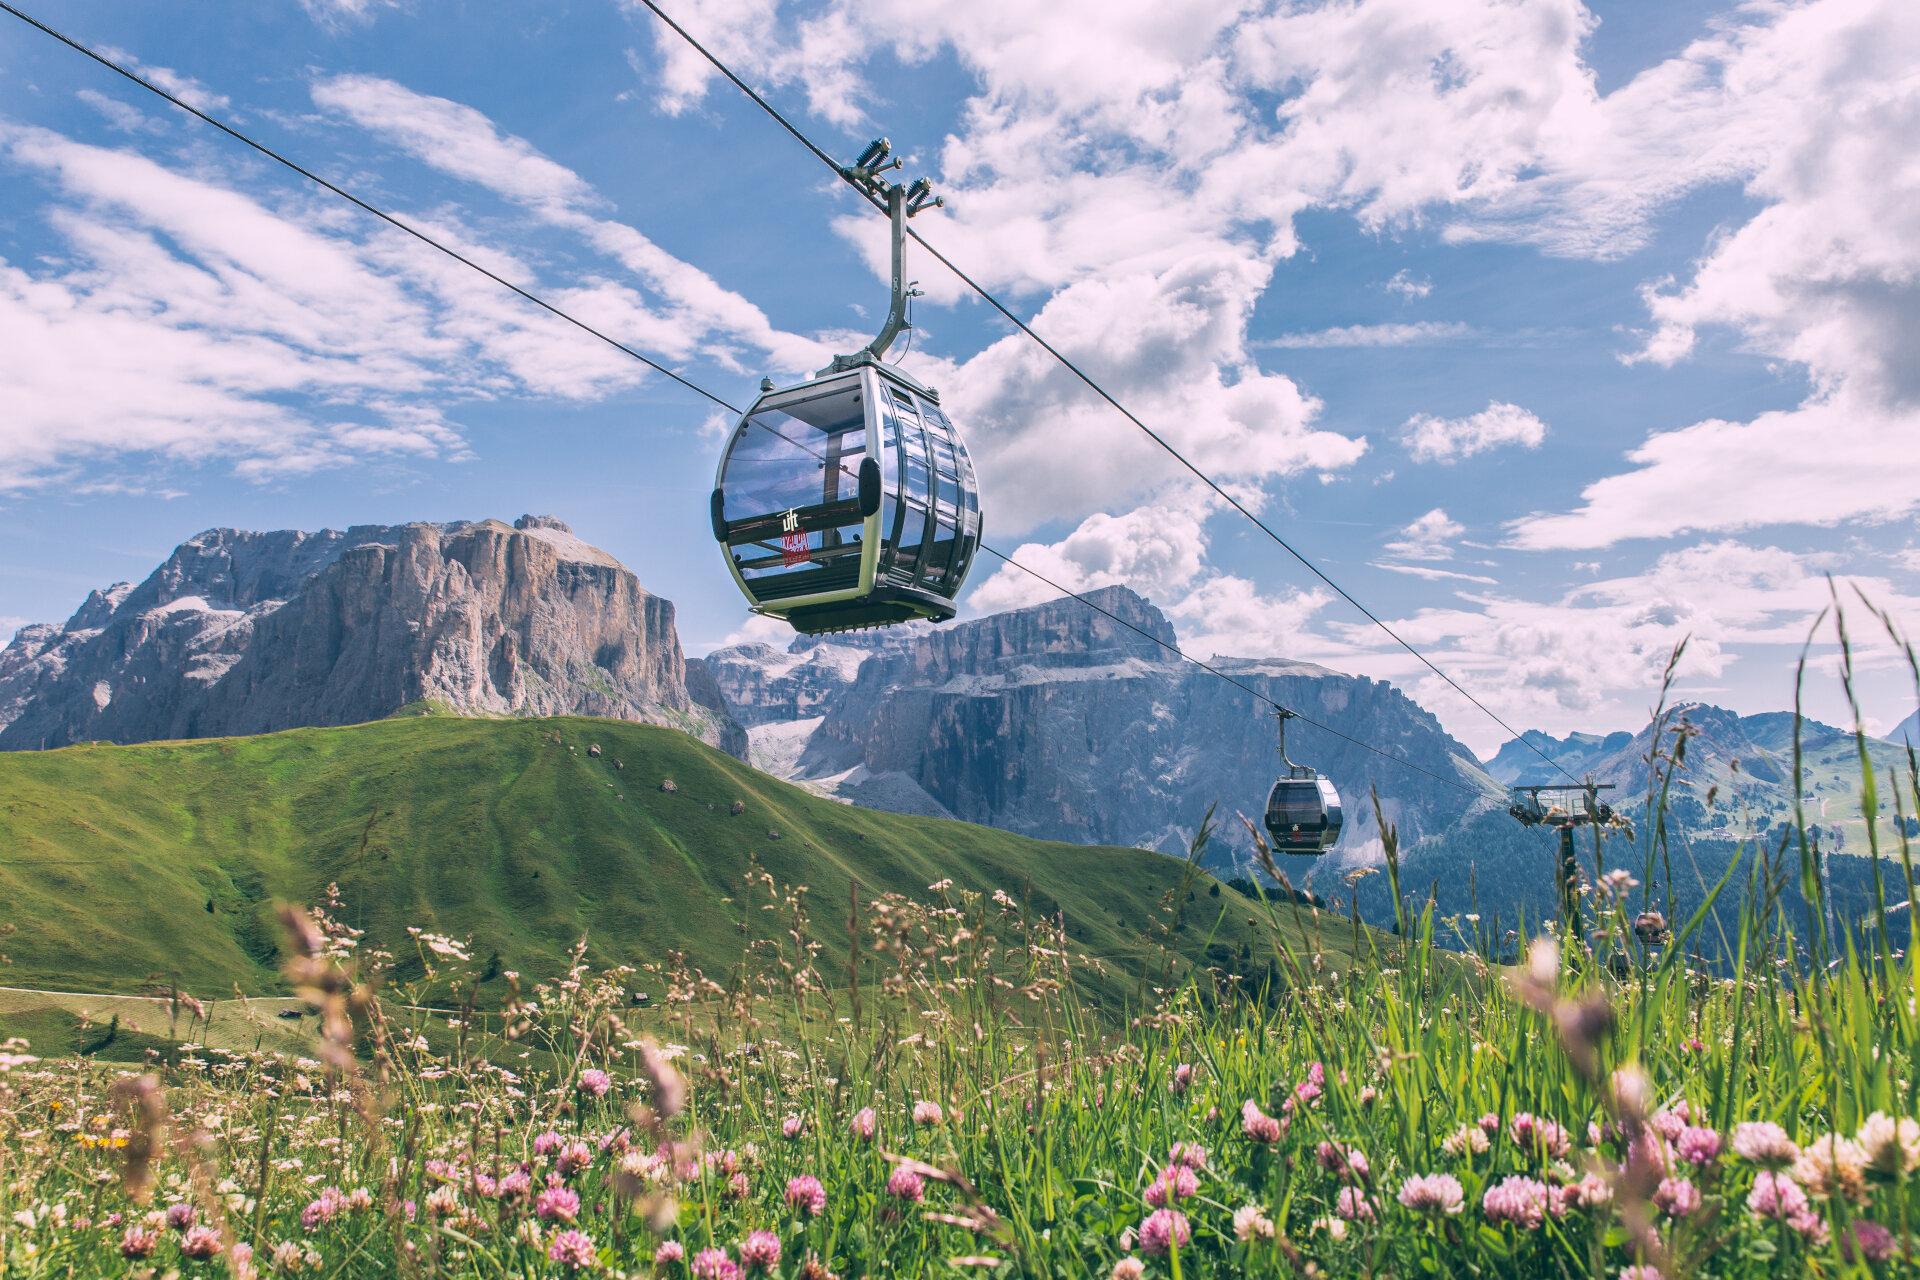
[1264,774,1343,855]
[1261,708,1344,855]
[710,362,981,634]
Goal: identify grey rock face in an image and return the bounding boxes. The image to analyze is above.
[0,516,747,757]
[695,641,877,727]
[718,586,1500,870]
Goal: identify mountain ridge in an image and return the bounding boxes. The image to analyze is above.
[700,586,1502,872]
[0,516,745,757]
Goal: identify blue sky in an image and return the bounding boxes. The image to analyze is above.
[2,0,1917,756]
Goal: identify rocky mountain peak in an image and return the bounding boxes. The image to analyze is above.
[0,517,744,756]
[693,584,1501,866]
[873,585,1180,684]
[65,582,135,632]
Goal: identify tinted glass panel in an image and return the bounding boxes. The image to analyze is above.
[722,378,869,597]
[891,502,929,579]
[721,383,866,522]
[894,398,933,507]
[923,515,959,589]
[929,433,959,482]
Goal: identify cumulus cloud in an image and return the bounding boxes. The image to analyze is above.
[1170,573,1336,661]
[1508,1,1920,548]
[947,253,1367,532]
[963,495,1337,662]
[965,500,1212,615]
[699,611,797,654]
[1383,269,1431,299]
[1326,541,1920,753]
[1402,402,1548,463]
[1383,509,1465,561]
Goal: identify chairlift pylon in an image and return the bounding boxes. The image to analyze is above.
[1505,782,1618,931]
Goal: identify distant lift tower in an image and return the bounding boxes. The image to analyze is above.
[1507,784,1617,934]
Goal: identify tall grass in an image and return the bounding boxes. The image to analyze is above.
[1,604,1918,1278]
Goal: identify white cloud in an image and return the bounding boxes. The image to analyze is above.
[1372,563,1499,585]
[310,75,831,376]
[1384,269,1431,299]
[1320,541,1920,753]
[1508,1,1920,549]
[96,48,230,113]
[1402,401,1547,463]
[74,91,162,135]
[1508,394,1920,550]
[942,252,1366,533]
[1260,321,1473,348]
[311,76,594,215]
[698,611,796,654]
[298,0,396,28]
[1383,508,1464,561]
[962,496,1336,661]
[966,500,1211,616]
[0,119,678,488]
[1169,573,1335,661]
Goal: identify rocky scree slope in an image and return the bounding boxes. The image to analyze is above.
[0,516,745,756]
[701,587,1501,873]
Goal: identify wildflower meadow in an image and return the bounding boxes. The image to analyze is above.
[2,626,1919,1279]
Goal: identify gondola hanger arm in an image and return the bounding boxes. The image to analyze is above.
[825,138,942,373]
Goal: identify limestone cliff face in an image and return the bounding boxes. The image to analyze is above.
[712,586,1501,870]
[693,642,877,728]
[0,516,746,757]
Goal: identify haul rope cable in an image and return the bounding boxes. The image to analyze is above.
[0,3,1485,798]
[634,0,1582,788]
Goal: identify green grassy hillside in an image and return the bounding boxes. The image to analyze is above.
[0,716,1354,1014]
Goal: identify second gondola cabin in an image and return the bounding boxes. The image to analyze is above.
[710,362,981,635]
[1264,773,1344,855]
[1261,708,1344,855]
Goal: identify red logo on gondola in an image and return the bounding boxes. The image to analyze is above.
[780,508,808,566]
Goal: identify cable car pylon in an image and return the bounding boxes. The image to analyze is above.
[1506,783,1619,934]
[709,138,982,635]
